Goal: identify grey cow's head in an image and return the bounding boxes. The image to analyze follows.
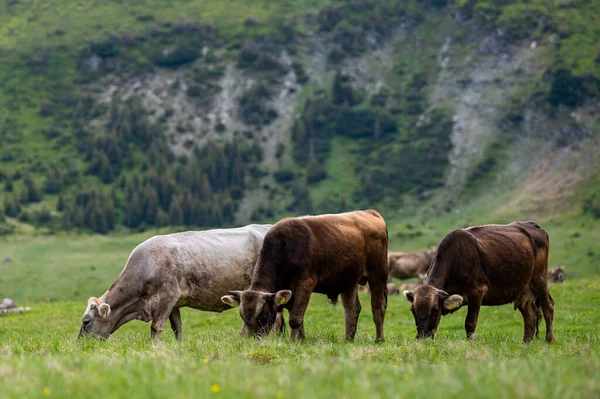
[78,297,113,339]
[403,285,463,339]
[221,289,292,337]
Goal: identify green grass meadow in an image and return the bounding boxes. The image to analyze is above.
[1,282,599,398]
[1,214,600,398]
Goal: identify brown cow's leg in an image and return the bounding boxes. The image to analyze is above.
[288,285,314,341]
[518,302,537,343]
[531,277,555,343]
[341,285,362,341]
[368,279,387,342]
[169,307,183,341]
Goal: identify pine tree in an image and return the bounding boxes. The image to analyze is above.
[24,175,42,203]
[4,176,13,192]
[156,208,170,227]
[339,193,348,213]
[168,197,184,226]
[44,165,63,194]
[57,195,65,212]
[199,173,212,202]
[144,185,160,225]
[126,191,143,228]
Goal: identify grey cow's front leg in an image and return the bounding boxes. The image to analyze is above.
[169,308,183,341]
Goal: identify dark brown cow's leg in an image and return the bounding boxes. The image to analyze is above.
[239,324,248,338]
[288,284,314,340]
[341,285,361,341]
[274,311,287,334]
[169,307,183,341]
[531,276,555,343]
[518,302,537,343]
[464,293,484,339]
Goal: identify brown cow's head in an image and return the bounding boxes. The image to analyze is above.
[221,290,292,337]
[78,297,113,339]
[403,285,463,339]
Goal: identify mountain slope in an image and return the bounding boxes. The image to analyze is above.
[0,0,599,234]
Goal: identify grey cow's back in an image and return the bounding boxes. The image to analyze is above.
[119,224,272,312]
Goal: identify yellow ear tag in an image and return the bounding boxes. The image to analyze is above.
[102,308,108,318]
[448,302,458,309]
[278,297,286,305]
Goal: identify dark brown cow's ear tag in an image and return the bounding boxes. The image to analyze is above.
[277,297,286,305]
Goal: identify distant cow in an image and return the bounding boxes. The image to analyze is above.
[397,273,428,292]
[548,265,564,283]
[367,274,427,295]
[388,246,436,281]
[78,224,273,340]
[222,210,389,341]
[403,221,554,343]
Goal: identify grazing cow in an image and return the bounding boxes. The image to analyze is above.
[221,210,389,341]
[365,274,427,295]
[548,265,565,283]
[398,273,428,292]
[388,246,436,281]
[78,224,273,340]
[387,283,401,295]
[403,221,554,343]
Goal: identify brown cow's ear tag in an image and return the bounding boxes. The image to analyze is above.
[277,296,286,305]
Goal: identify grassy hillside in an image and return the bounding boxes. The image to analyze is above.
[0,281,598,398]
[0,0,599,234]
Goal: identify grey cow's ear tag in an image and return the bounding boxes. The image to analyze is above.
[221,295,240,308]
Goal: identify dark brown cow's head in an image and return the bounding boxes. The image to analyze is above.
[222,290,292,337]
[403,285,463,339]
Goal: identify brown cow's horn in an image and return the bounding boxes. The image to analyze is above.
[438,290,449,300]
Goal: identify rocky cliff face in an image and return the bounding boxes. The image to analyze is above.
[83,11,599,224]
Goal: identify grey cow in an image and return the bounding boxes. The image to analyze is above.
[79,224,272,340]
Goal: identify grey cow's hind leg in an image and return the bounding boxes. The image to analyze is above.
[169,308,183,341]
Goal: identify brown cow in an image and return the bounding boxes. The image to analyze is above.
[222,210,389,341]
[548,265,564,283]
[403,221,554,343]
[388,246,436,281]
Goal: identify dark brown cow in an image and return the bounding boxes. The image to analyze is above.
[548,265,565,283]
[222,210,389,341]
[388,247,436,281]
[403,221,554,343]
